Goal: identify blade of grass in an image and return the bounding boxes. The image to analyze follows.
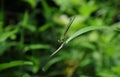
[65,26,109,44]
[50,26,109,57]
[0,28,18,42]
[0,60,33,71]
[23,44,50,52]
[42,57,63,71]
[50,42,65,57]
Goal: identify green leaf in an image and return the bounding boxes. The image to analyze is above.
[98,70,118,77]
[50,42,65,57]
[39,23,53,32]
[24,24,36,32]
[79,1,98,18]
[0,28,18,42]
[42,57,63,71]
[21,12,36,32]
[0,60,33,71]
[112,66,120,75]
[23,44,50,52]
[23,73,31,77]
[28,56,40,73]
[66,26,108,44]
[0,42,17,55]
[24,0,38,9]
[22,12,29,27]
[41,0,52,19]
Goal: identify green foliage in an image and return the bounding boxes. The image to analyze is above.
[0,28,18,42]
[0,60,33,71]
[0,0,120,77]
[23,0,38,9]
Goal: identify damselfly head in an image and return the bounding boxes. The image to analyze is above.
[58,39,64,44]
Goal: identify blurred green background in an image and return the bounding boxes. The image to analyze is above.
[0,0,120,77]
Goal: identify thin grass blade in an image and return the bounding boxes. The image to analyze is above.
[65,26,109,44]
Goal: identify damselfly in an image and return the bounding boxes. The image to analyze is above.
[49,16,76,57]
[42,16,76,71]
[58,16,76,44]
